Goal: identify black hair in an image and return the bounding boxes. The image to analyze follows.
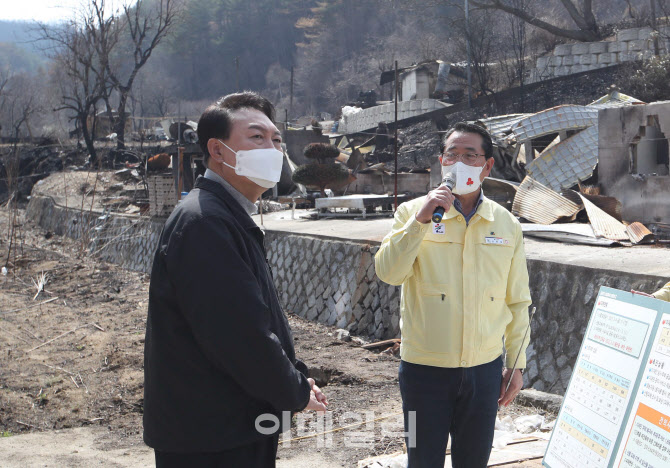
[197,91,276,165]
[440,121,494,159]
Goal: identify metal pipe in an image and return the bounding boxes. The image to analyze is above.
[394,60,399,211]
[504,306,536,395]
[290,65,294,121]
[465,0,472,108]
[235,56,240,91]
[259,193,264,226]
[177,146,184,200]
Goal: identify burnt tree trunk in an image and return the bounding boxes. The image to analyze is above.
[80,112,97,164]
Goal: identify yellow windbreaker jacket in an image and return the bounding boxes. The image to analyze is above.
[375,194,531,369]
[653,282,670,302]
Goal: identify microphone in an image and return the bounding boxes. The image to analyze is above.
[431,173,456,223]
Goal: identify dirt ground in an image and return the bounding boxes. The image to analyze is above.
[0,205,553,467]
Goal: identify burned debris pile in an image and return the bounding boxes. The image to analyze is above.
[475,91,663,245]
[320,89,667,245]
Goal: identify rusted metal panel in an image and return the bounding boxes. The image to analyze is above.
[512,176,581,224]
[576,192,629,241]
[626,222,655,244]
[581,193,623,221]
[482,177,519,212]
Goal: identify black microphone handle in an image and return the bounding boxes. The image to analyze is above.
[431,206,445,223]
[431,178,455,223]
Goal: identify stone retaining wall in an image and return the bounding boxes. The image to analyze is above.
[265,232,400,340]
[26,196,162,274]
[530,26,669,82]
[264,229,667,394]
[523,261,666,394]
[339,99,449,134]
[25,195,669,395]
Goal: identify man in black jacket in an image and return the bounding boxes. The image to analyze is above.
[144,92,327,467]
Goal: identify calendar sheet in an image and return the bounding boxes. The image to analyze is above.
[612,313,670,468]
[544,287,668,468]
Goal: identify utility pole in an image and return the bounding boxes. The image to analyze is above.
[651,0,660,56]
[235,56,240,91]
[176,100,182,200]
[289,65,294,121]
[394,60,398,211]
[465,0,473,108]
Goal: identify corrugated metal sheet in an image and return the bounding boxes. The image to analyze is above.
[511,105,598,142]
[581,193,623,221]
[576,192,629,241]
[626,222,654,244]
[525,125,599,192]
[589,91,644,107]
[482,177,519,211]
[477,114,530,137]
[512,176,581,224]
[521,224,621,246]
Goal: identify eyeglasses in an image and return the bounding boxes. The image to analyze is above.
[441,152,485,166]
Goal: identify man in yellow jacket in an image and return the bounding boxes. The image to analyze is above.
[631,282,669,301]
[375,122,531,468]
[652,282,670,301]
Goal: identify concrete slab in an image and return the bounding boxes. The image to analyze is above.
[0,426,390,468]
[472,439,547,467]
[0,427,154,467]
[277,452,345,468]
[255,210,670,278]
[357,437,548,467]
[257,209,393,243]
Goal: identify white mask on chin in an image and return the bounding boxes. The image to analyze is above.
[441,161,484,195]
[217,140,284,189]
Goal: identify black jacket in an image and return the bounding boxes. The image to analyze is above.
[143,176,311,452]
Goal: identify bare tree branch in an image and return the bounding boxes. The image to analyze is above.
[470,0,601,41]
[95,0,180,149]
[558,0,589,31]
[34,7,114,163]
[582,0,597,31]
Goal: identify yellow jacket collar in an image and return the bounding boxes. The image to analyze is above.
[476,196,495,222]
[442,194,495,222]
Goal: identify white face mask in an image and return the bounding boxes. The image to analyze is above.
[441,161,484,195]
[217,140,284,189]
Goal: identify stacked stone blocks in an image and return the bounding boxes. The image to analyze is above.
[523,261,666,394]
[26,196,164,274]
[265,232,401,340]
[25,196,669,396]
[530,26,670,83]
[339,99,447,134]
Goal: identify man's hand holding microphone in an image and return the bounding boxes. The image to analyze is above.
[415,173,457,224]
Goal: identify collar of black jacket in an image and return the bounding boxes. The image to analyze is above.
[193,176,260,232]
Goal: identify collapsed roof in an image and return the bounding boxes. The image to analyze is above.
[478,91,644,193]
[478,91,655,246]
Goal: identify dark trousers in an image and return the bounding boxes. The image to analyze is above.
[399,357,502,468]
[154,434,279,468]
